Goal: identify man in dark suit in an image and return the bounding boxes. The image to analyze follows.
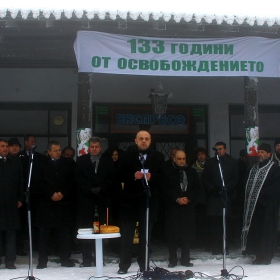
[165,150,200,268]
[201,141,238,255]
[8,137,28,257]
[35,140,75,269]
[0,138,24,269]
[76,137,114,267]
[117,130,168,274]
[18,134,44,252]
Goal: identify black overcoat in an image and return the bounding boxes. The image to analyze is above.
[34,156,75,228]
[76,153,114,228]
[201,154,238,216]
[19,150,44,208]
[118,145,168,223]
[164,165,200,240]
[0,155,24,230]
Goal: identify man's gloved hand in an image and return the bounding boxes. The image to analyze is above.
[91,187,101,195]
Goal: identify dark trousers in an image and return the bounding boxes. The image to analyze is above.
[209,216,228,252]
[119,211,153,271]
[16,203,28,252]
[168,238,190,264]
[81,239,96,263]
[37,226,71,264]
[0,230,16,266]
[194,203,209,248]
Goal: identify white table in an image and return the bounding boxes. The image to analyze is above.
[77,232,121,277]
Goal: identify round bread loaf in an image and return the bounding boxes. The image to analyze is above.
[100,225,120,233]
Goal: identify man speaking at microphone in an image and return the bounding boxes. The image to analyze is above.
[201,141,238,255]
[117,130,168,274]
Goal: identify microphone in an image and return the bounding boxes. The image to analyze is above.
[139,153,151,198]
[31,145,37,151]
[212,147,218,151]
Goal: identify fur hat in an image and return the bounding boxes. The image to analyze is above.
[8,137,21,148]
[274,138,280,147]
[259,143,271,153]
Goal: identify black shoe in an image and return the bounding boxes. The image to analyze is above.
[118,269,128,274]
[168,263,177,268]
[79,262,91,267]
[5,264,16,269]
[253,259,262,265]
[61,259,75,267]
[262,259,271,265]
[253,258,271,265]
[212,250,220,255]
[37,263,47,269]
[16,250,28,256]
[181,262,193,267]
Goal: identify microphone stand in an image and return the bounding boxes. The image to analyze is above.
[140,155,151,272]
[26,146,36,280]
[215,151,229,277]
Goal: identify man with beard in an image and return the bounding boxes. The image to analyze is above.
[201,141,238,255]
[165,150,200,268]
[241,143,280,265]
[117,130,168,274]
[271,139,280,165]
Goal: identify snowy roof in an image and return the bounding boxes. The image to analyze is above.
[1,0,280,27]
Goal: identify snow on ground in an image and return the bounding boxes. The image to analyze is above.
[1,245,280,280]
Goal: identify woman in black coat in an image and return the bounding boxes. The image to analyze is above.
[165,150,200,268]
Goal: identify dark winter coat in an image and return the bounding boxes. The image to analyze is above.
[201,154,238,216]
[76,153,114,228]
[0,155,24,230]
[34,156,76,228]
[165,164,200,240]
[19,149,44,208]
[18,149,44,190]
[118,145,168,223]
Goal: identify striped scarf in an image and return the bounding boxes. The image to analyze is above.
[90,153,102,173]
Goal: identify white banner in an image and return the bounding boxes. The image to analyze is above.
[74,31,280,77]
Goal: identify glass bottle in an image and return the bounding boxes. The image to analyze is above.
[93,206,100,234]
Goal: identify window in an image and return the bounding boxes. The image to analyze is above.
[0,102,72,154]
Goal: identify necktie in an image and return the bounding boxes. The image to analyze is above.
[139,153,145,165]
[180,170,188,192]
